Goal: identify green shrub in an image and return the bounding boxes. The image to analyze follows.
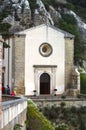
[61,13,77,25]
[62,107,71,119]
[0,5,11,22]
[66,2,74,10]
[78,114,86,130]
[41,0,50,11]
[70,117,78,127]
[29,0,39,16]
[3,41,10,48]
[61,95,66,99]
[39,104,86,130]
[71,106,77,113]
[42,106,51,118]
[67,0,86,8]
[55,123,68,130]
[60,102,66,108]
[0,23,11,33]
[49,105,58,119]
[13,124,23,130]
[79,106,86,113]
[77,94,86,98]
[80,74,86,94]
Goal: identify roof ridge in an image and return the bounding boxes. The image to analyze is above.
[15,24,74,38]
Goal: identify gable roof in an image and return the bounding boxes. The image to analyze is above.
[15,24,74,38]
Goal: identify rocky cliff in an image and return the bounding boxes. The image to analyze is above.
[0,0,86,64]
[0,0,85,35]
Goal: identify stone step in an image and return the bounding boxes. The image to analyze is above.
[26,95,59,99]
[26,95,86,102]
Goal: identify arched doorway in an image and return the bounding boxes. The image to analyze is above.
[40,73,50,94]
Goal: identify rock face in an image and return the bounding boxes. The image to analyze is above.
[1,0,31,30]
[83,60,86,71]
[69,10,86,42]
[49,6,61,25]
[33,0,54,26]
[0,0,56,32]
[0,0,86,43]
[79,28,86,41]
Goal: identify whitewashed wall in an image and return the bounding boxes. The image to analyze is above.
[25,25,65,95]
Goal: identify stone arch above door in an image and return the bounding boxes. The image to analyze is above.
[33,65,57,95]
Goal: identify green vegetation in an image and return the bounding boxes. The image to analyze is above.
[0,0,4,5]
[55,123,68,130]
[67,0,86,8]
[67,0,86,22]
[42,0,86,65]
[0,11,9,23]
[74,6,86,23]
[0,23,11,40]
[26,99,55,130]
[13,124,23,130]
[77,94,86,98]
[43,0,86,65]
[3,41,10,48]
[0,23,11,33]
[29,0,39,16]
[26,100,86,130]
[0,1,12,36]
[58,13,86,65]
[80,73,86,94]
[41,0,50,11]
[0,0,85,65]
[0,6,11,35]
[42,0,66,10]
[40,104,86,130]
[0,3,11,23]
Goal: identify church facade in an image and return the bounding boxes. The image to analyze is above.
[11,24,80,96]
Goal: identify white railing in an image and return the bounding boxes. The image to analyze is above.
[2,97,27,129]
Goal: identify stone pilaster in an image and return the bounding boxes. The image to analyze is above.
[13,35,25,95]
[65,37,74,92]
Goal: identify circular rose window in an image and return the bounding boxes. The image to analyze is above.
[39,43,53,57]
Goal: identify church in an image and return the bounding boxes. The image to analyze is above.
[4,24,80,96]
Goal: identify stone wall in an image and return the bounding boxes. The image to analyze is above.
[2,97,27,130]
[2,95,20,102]
[32,98,86,108]
[65,37,74,91]
[13,35,25,95]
